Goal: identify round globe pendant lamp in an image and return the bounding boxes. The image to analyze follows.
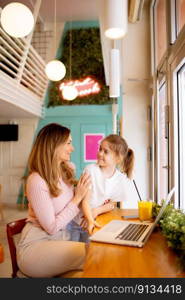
[104,0,128,39]
[45,60,66,81]
[45,0,66,81]
[62,85,78,101]
[1,2,34,38]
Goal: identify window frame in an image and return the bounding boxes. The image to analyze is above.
[150,0,185,209]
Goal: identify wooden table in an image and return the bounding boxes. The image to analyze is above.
[82,208,185,278]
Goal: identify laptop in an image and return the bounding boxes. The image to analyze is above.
[89,187,175,248]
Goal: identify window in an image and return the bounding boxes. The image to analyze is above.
[157,81,169,203]
[154,0,167,65]
[151,0,185,209]
[170,0,185,43]
[177,64,185,210]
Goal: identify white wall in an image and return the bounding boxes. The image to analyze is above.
[0,118,39,204]
[121,2,151,206]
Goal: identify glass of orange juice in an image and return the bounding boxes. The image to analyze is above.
[138,200,153,221]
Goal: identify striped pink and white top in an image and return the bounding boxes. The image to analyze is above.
[26,172,79,235]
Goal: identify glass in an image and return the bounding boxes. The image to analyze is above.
[138,201,153,221]
[177,65,185,210]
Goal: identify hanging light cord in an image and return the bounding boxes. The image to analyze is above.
[54,0,57,54]
[69,20,72,79]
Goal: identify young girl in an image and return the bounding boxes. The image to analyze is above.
[68,134,135,240]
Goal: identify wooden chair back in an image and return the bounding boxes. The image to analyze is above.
[6,218,27,277]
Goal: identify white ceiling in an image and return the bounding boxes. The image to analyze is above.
[0,100,40,118]
[0,0,99,118]
[0,0,99,23]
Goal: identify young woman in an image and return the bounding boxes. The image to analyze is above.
[68,134,135,239]
[17,123,91,277]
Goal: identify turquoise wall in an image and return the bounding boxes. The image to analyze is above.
[37,105,113,177]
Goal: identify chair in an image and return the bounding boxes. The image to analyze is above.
[6,218,28,277]
[6,218,83,278]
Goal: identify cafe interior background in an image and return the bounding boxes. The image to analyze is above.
[0,0,185,277]
[0,0,150,208]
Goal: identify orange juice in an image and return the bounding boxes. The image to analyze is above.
[138,201,153,221]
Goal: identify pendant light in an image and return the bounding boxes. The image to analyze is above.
[45,60,66,82]
[45,0,66,81]
[109,47,120,135]
[104,0,128,39]
[61,21,78,101]
[109,48,120,97]
[1,2,34,38]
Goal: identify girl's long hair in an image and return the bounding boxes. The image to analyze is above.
[27,123,77,197]
[102,134,134,179]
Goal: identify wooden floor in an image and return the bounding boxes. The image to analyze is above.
[0,205,27,278]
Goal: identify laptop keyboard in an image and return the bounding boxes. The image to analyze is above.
[115,223,149,242]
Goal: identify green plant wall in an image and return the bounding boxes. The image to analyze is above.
[48,27,110,106]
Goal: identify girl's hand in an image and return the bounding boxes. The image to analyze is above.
[73,173,91,205]
[104,199,111,204]
[92,200,112,218]
[105,201,115,211]
[87,219,101,235]
[103,199,111,204]
[91,201,115,218]
[80,216,101,235]
[91,207,99,219]
[104,200,115,211]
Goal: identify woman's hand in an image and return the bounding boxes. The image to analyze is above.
[80,216,88,230]
[72,172,91,205]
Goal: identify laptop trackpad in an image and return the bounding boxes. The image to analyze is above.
[102,220,127,233]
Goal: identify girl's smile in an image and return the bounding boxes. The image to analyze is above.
[97,141,118,168]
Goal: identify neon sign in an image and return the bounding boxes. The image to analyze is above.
[59,76,101,98]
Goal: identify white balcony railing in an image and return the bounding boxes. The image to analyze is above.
[0,22,48,117]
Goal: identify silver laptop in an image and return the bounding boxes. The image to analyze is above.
[90,187,175,248]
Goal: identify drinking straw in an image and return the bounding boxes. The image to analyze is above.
[133,180,142,201]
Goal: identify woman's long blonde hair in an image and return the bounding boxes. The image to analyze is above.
[102,134,134,179]
[27,123,76,197]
